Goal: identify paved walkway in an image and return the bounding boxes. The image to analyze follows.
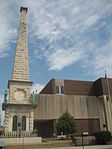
[35,145,112,149]
[4,144,112,149]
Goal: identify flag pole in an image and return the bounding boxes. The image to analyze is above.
[101,70,108,131]
[105,70,111,101]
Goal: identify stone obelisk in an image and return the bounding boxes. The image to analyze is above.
[12,7,29,81]
[3,7,36,133]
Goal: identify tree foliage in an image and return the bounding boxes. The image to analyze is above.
[56,112,77,136]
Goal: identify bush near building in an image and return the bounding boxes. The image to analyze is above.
[94,131,111,144]
[56,112,77,138]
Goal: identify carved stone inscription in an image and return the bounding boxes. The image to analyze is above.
[15,88,26,101]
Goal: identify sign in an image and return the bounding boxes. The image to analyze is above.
[82,132,88,135]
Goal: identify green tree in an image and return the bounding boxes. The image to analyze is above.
[56,112,77,137]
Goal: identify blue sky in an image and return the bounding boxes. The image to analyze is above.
[0,0,112,122]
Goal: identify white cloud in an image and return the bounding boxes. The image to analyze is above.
[47,49,83,70]
[31,83,45,94]
[0,0,112,77]
[84,15,99,27]
[90,40,112,77]
[24,0,112,76]
[0,1,17,57]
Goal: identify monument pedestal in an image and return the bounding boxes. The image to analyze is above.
[3,103,37,132]
[0,137,42,145]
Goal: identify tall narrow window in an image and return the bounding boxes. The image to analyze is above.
[61,86,64,94]
[56,86,59,94]
[22,116,26,131]
[13,116,18,131]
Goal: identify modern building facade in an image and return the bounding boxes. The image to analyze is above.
[34,78,112,137]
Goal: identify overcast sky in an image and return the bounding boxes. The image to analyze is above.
[0,0,112,123]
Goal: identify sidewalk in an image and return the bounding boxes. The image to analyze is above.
[4,144,112,149]
[37,145,112,149]
[63,145,112,149]
[4,138,112,149]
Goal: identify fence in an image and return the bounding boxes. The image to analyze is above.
[0,131,37,138]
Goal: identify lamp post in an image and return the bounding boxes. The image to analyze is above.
[81,129,84,149]
[18,122,24,149]
[22,132,24,149]
[81,129,89,149]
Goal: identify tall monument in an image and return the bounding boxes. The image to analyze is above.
[3,7,36,133]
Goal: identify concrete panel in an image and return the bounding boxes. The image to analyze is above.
[34,94,99,120]
[87,96,99,118]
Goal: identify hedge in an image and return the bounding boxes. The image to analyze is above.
[94,131,111,144]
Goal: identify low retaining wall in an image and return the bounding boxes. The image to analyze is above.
[75,136,95,145]
[0,137,42,145]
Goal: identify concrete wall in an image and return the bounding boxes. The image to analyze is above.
[34,94,100,120]
[35,94,112,134]
[34,94,105,137]
[103,95,112,132]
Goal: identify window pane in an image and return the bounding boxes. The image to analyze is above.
[56,86,59,94]
[13,116,18,131]
[22,116,26,131]
[61,86,64,94]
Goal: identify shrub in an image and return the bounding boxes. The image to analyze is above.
[94,131,111,144]
[56,112,77,138]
